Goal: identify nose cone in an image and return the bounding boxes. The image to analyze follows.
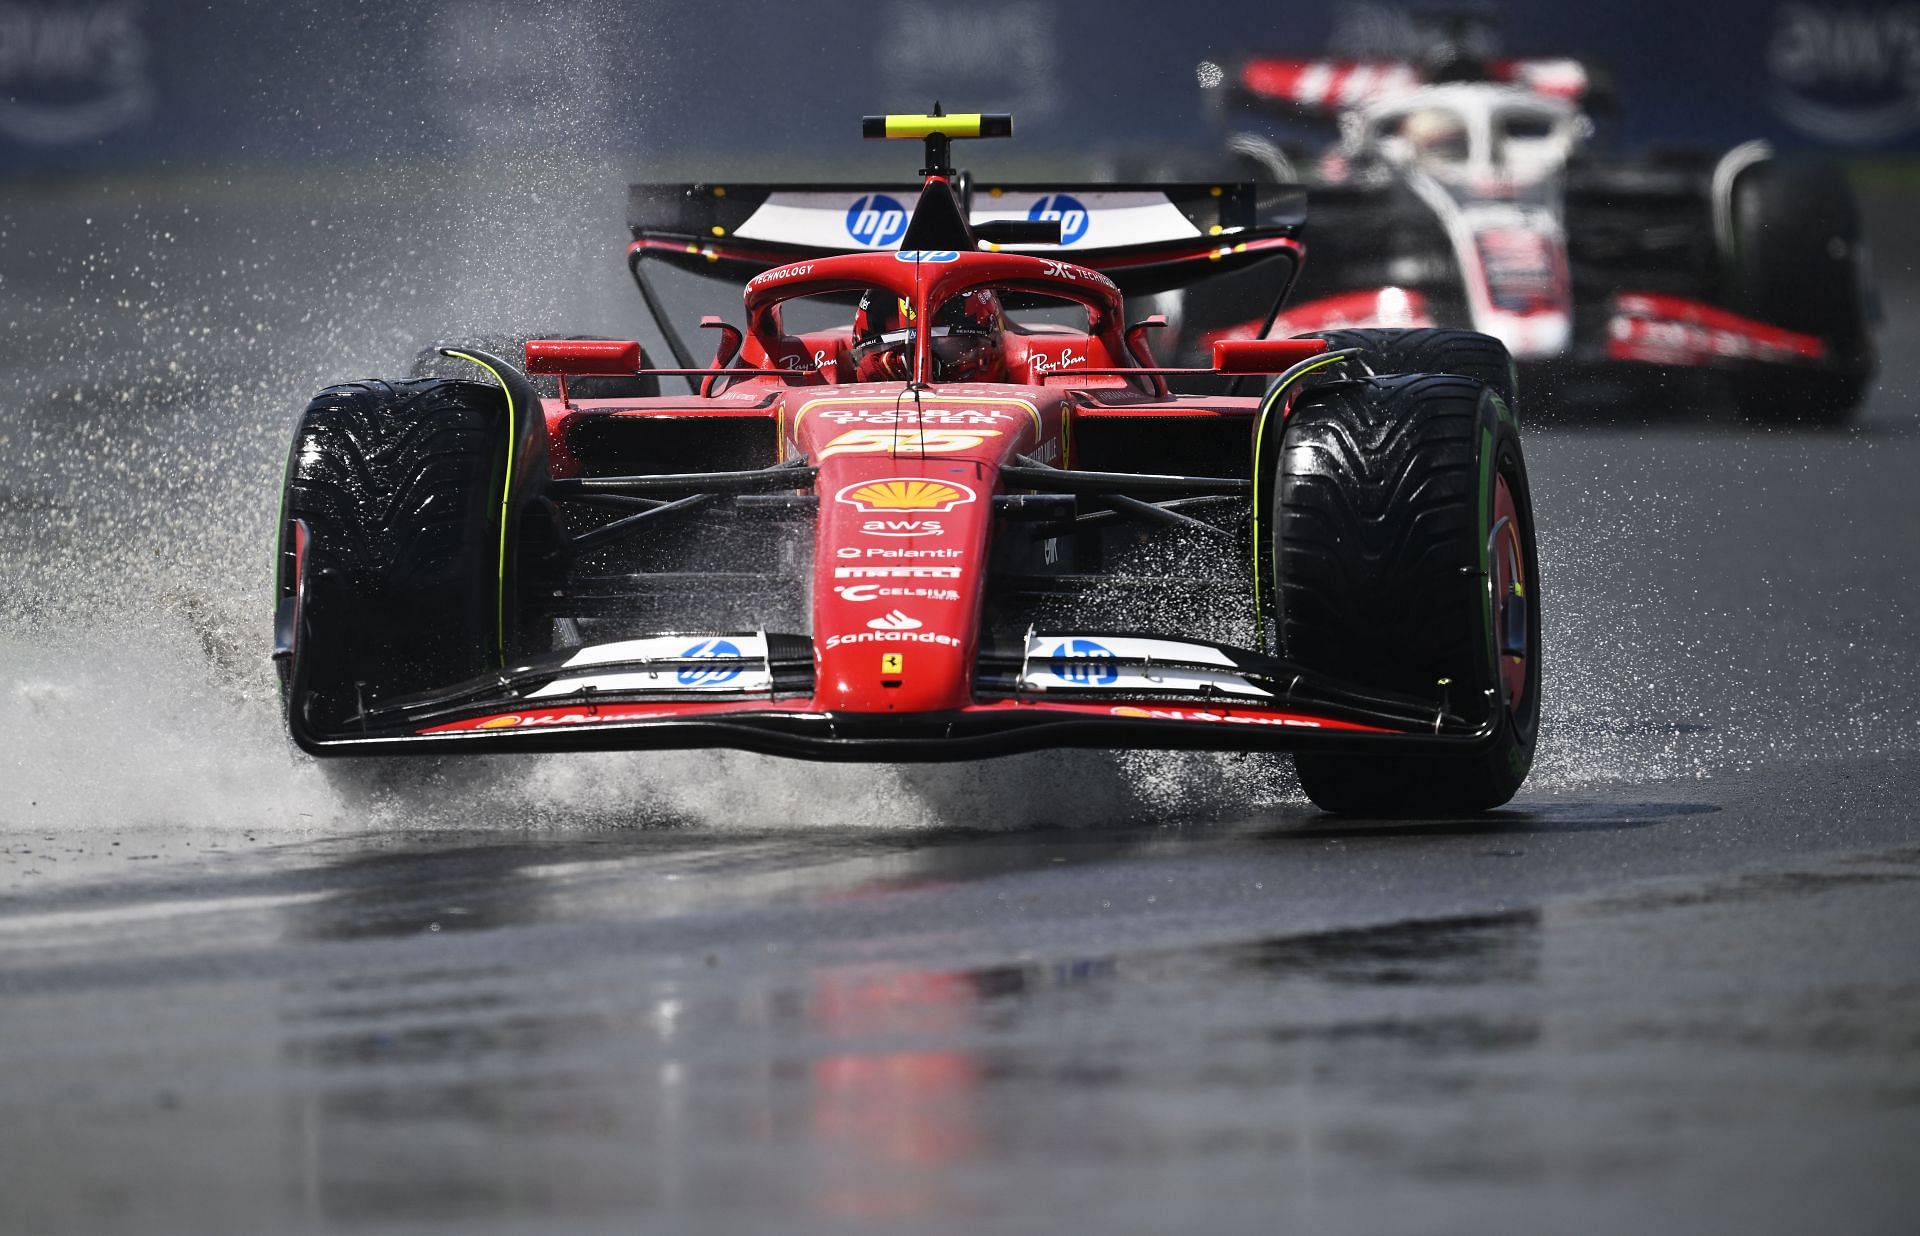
[1482,309,1571,359]
[813,459,992,713]
[788,386,1047,715]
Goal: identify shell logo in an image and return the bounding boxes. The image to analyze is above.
[834,477,977,513]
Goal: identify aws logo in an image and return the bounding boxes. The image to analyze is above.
[1028,194,1089,245]
[846,194,908,247]
[862,519,944,537]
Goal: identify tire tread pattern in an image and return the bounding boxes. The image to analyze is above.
[1278,373,1481,696]
[283,378,505,723]
[1278,373,1538,815]
[1306,327,1518,411]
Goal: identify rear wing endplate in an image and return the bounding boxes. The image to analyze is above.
[1212,56,1595,119]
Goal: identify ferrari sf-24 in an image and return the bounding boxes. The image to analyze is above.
[275,112,1542,815]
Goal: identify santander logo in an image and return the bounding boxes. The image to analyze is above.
[866,609,924,631]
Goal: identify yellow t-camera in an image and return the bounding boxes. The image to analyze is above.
[861,113,1013,140]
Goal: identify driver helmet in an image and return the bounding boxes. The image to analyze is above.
[850,287,1008,383]
[851,290,915,382]
[928,288,1007,383]
[1402,108,1469,161]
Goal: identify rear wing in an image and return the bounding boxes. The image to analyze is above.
[1209,56,1595,119]
[626,180,1306,297]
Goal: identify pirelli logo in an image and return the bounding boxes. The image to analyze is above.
[833,566,962,579]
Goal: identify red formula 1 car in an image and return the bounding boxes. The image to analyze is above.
[274,113,1542,815]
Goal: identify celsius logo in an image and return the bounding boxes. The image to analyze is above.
[676,638,742,686]
[846,194,908,247]
[866,609,923,631]
[1048,638,1118,685]
[1029,194,1089,245]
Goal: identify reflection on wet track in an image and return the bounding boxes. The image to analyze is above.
[270,867,1540,1227]
[4,788,1918,1231]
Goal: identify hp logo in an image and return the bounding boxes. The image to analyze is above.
[1028,194,1089,245]
[677,638,743,687]
[845,194,908,247]
[1048,639,1118,686]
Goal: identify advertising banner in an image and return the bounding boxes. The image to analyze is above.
[3,0,1917,175]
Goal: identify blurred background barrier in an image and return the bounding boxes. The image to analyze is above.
[4,0,1920,175]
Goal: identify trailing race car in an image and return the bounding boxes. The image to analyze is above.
[1146,27,1877,421]
[274,112,1542,815]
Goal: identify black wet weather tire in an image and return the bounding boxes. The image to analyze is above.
[1725,157,1874,424]
[1277,373,1541,815]
[411,333,661,400]
[278,378,511,735]
[1301,327,1519,411]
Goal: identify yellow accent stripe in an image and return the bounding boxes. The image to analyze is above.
[884,113,986,138]
[790,393,1043,436]
[273,429,298,597]
[444,350,517,664]
[1250,353,1351,652]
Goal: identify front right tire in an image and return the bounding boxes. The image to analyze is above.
[278,378,513,735]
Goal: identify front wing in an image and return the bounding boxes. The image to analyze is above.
[287,631,1502,762]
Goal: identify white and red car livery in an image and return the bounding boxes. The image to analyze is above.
[1171,47,1875,416]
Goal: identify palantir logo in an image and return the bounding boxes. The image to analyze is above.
[677,638,743,687]
[1048,638,1118,686]
[1028,194,1089,245]
[846,194,909,247]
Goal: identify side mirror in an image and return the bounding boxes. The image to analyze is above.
[1210,337,1327,375]
[524,339,643,376]
[1125,314,1170,395]
[699,316,744,397]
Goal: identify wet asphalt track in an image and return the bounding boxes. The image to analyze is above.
[1,171,1919,1234]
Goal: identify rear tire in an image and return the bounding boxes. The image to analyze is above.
[1277,374,1541,815]
[278,378,513,735]
[1301,327,1519,411]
